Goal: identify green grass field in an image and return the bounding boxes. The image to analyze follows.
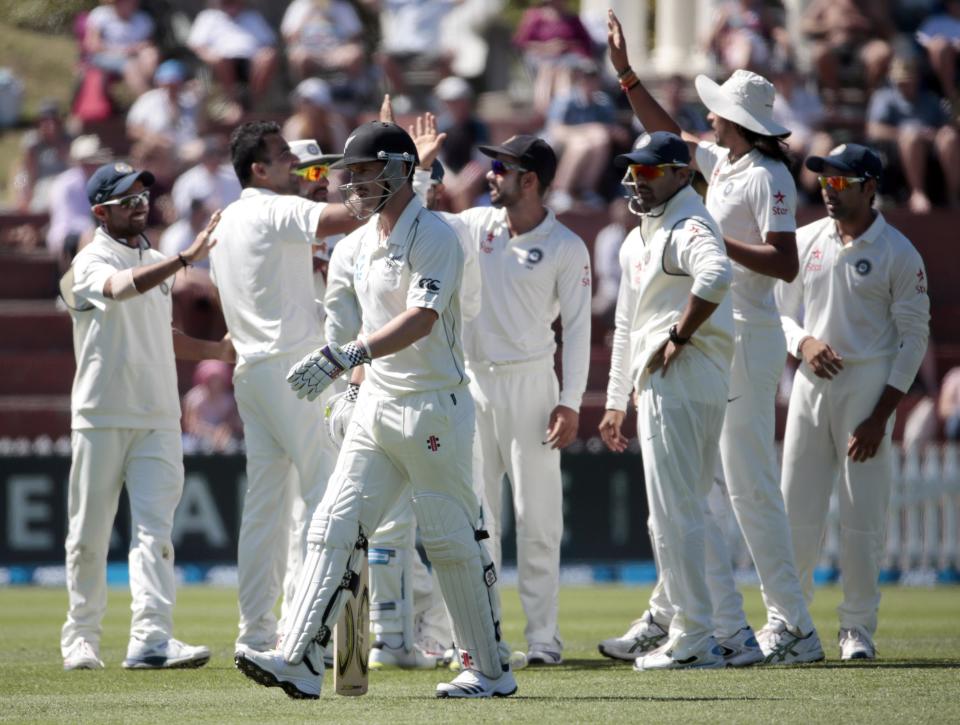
[1,584,958,723]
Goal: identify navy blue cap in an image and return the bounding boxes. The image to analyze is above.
[805,144,883,179]
[86,162,155,205]
[615,131,690,168]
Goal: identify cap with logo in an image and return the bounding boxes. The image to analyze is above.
[331,121,419,169]
[86,162,155,206]
[478,134,558,188]
[805,143,883,179]
[615,131,691,168]
[288,138,343,168]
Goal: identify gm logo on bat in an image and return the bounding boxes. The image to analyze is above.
[418,278,441,292]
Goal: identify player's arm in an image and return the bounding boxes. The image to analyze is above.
[172,328,235,362]
[316,203,363,238]
[600,240,639,454]
[324,235,363,346]
[723,231,799,282]
[103,211,220,299]
[724,173,799,281]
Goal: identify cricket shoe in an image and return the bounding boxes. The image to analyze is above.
[234,645,323,699]
[63,639,104,671]
[759,621,825,664]
[436,667,518,698]
[526,645,562,666]
[633,639,726,671]
[839,626,876,661]
[368,640,438,670]
[122,638,210,669]
[598,610,669,661]
[717,626,764,667]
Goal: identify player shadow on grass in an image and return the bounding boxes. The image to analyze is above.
[810,660,960,669]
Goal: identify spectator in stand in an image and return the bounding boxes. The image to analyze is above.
[281,78,351,162]
[128,141,178,227]
[866,55,960,213]
[545,59,619,212]
[126,60,207,165]
[83,0,159,97]
[47,135,112,269]
[187,0,278,110]
[659,74,711,139]
[433,76,490,210]
[160,197,215,270]
[802,0,895,105]
[916,0,960,111]
[590,196,630,323]
[707,0,791,75]
[940,366,960,440]
[160,197,221,334]
[772,63,835,202]
[11,101,71,213]
[182,360,243,453]
[171,136,241,222]
[280,0,366,88]
[513,0,595,114]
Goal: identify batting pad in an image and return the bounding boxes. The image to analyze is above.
[281,482,366,664]
[412,492,504,677]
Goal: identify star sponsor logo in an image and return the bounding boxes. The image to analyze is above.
[774,190,786,205]
[480,230,495,254]
[580,263,591,287]
[916,268,927,294]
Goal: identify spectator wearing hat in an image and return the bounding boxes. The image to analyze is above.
[866,55,960,214]
[187,0,278,109]
[60,160,230,672]
[778,143,929,660]
[280,0,366,85]
[282,78,351,163]
[11,101,72,213]
[126,60,208,164]
[83,0,159,96]
[47,135,112,267]
[171,136,241,222]
[432,76,490,210]
[607,10,823,668]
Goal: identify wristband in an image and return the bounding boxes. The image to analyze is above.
[669,324,689,345]
[616,66,634,79]
[618,70,639,92]
[177,253,191,268]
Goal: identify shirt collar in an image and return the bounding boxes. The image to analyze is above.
[831,211,886,246]
[377,195,424,254]
[93,225,146,255]
[240,186,277,199]
[508,206,557,245]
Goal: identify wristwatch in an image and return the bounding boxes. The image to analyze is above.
[669,324,689,345]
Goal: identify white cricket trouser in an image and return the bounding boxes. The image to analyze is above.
[715,323,814,635]
[469,357,563,651]
[638,346,728,659]
[61,428,183,655]
[782,358,895,636]
[233,351,337,650]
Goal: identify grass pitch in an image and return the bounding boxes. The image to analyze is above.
[0,584,958,724]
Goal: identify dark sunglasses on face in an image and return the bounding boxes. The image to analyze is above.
[491,159,527,176]
[98,190,151,209]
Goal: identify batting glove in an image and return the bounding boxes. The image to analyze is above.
[325,383,360,447]
[287,340,371,401]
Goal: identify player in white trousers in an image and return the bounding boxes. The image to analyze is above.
[209,121,358,653]
[777,144,930,660]
[235,121,516,699]
[599,131,734,670]
[61,162,230,670]
[603,11,822,666]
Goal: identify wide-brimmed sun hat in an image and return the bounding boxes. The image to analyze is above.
[694,69,791,138]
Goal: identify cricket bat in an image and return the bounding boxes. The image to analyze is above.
[334,554,369,696]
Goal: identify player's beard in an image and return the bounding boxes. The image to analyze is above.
[489,178,519,208]
[106,208,148,239]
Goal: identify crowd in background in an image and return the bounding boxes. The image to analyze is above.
[4,0,960,450]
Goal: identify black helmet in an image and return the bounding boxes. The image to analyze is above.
[331,122,418,169]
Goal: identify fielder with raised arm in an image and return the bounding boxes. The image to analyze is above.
[599,131,734,670]
[778,144,930,660]
[235,121,516,699]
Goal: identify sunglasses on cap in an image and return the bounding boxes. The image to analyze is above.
[818,175,866,192]
[627,163,685,181]
[294,164,330,182]
[490,159,527,176]
[97,190,151,209]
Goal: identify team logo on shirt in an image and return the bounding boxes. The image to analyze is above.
[523,247,544,268]
[159,281,170,296]
[481,231,495,254]
[418,278,441,293]
[723,181,734,196]
[854,259,872,276]
[427,435,441,452]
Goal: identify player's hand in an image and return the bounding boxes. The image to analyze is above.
[848,414,886,462]
[646,340,683,376]
[607,9,631,75]
[379,93,395,124]
[325,383,360,447]
[409,112,447,170]
[182,209,221,264]
[544,405,579,449]
[287,341,371,401]
[599,409,628,453]
[800,336,844,379]
[218,333,236,364]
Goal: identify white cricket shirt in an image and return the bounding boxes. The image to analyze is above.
[696,141,797,326]
[352,196,467,396]
[605,186,734,411]
[778,213,930,393]
[457,206,592,411]
[209,187,326,370]
[68,227,180,430]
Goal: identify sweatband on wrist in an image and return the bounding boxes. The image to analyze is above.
[109,268,140,300]
[356,335,373,361]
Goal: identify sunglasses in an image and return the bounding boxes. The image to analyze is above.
[628,163,685,181]
[294,164,330,182]
[98,190,150,209]
[491,159,527,176]
[818,175,865,191]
